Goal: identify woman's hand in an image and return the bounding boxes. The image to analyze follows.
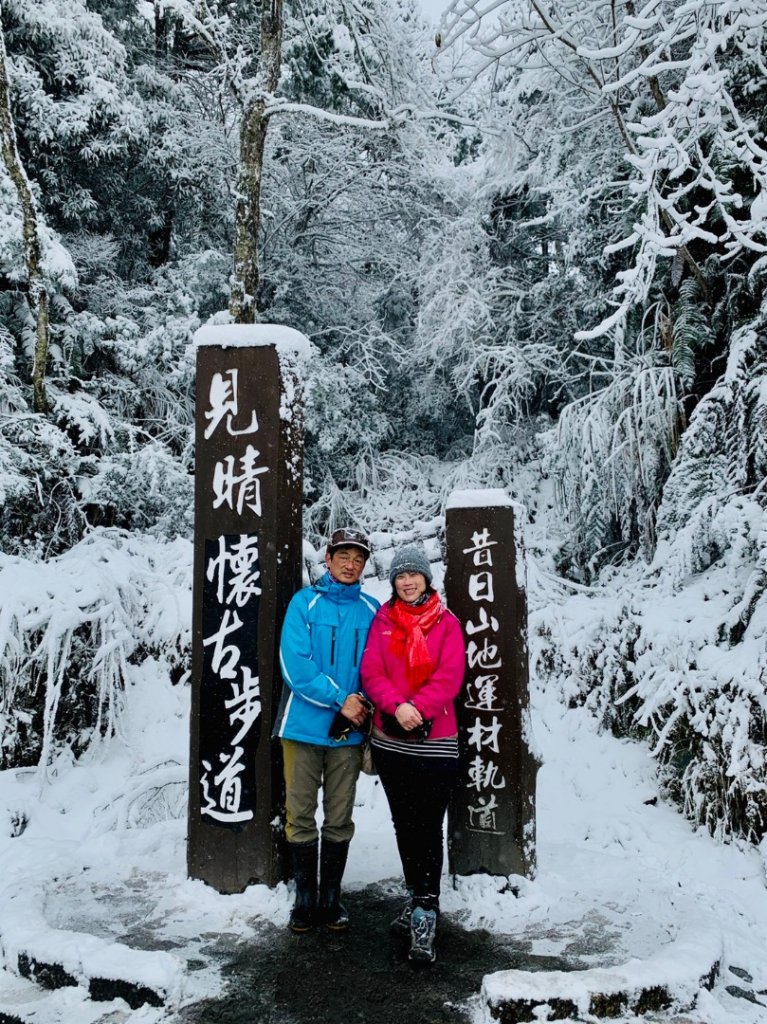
[394,701,423,731]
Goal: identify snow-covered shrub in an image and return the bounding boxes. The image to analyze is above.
[0,412,84,557]
[0,530,191,771]
[657,326,767,546]
[303,350,393,490]
[80,443,193,537]
[304,450,444,544]
[542,324,767,842]
[0,263,200,554]
[552,359,683,576]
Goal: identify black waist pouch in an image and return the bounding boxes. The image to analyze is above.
[380,711,433,741]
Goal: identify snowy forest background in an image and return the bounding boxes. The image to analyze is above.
[0,0,766,859]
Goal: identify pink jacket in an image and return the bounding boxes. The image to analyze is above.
[360,601,466,739]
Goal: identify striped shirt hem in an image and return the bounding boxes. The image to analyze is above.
[370,735,459,759]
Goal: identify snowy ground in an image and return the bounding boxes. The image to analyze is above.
[2,578,767,1022]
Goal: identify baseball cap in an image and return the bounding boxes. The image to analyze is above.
[327,526,371,557]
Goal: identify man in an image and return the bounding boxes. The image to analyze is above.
[274,526,379,932]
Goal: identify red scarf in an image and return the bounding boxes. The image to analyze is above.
[388,592,443,693]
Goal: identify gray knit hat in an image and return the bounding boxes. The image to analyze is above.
[388,545,433,587]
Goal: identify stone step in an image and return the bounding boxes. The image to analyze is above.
[17,951,165,1009]
[482,927,722,1022]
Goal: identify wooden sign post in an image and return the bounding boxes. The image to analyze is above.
[445,489,539,879]
[188,324,308,893]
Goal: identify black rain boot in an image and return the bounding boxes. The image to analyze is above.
[288,840,318,933]
[318,840,350,931]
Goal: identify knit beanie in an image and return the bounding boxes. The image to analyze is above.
[388,545,433,587]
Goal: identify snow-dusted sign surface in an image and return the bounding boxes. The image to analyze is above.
[188,330,305,893]
[444,490,538,878]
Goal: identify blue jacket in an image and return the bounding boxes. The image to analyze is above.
[274,572,380,746]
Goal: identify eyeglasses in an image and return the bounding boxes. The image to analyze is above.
[334,552,366,566]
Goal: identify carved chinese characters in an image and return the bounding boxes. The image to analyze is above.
[189,336,304,893]
[199,533,262,825]
[197,372,266,827]
[445,494,538,878]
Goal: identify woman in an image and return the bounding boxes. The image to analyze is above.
[360,544,465,964]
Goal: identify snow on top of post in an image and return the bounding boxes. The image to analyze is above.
[445,488,514,509]
[194,323,311,355]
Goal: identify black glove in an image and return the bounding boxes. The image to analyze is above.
[380,712,433,741]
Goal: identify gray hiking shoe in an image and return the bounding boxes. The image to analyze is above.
[408,907,437,963]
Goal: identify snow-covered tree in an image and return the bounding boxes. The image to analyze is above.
[435,0,767,573]
[0,7,51,413]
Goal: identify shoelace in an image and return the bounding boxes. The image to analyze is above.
[397,905,412,926]
[412,913,434,946]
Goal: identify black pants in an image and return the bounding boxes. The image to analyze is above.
[373,745,459,911]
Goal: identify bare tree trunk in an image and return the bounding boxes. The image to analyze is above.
[0,4,50,413]
[229,0,283,324]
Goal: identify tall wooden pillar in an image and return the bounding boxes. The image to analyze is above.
[445,489,539,879]
[188,324,308,893]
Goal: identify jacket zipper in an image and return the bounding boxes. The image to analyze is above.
[330,626,337,665]
[353,630,359,666]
